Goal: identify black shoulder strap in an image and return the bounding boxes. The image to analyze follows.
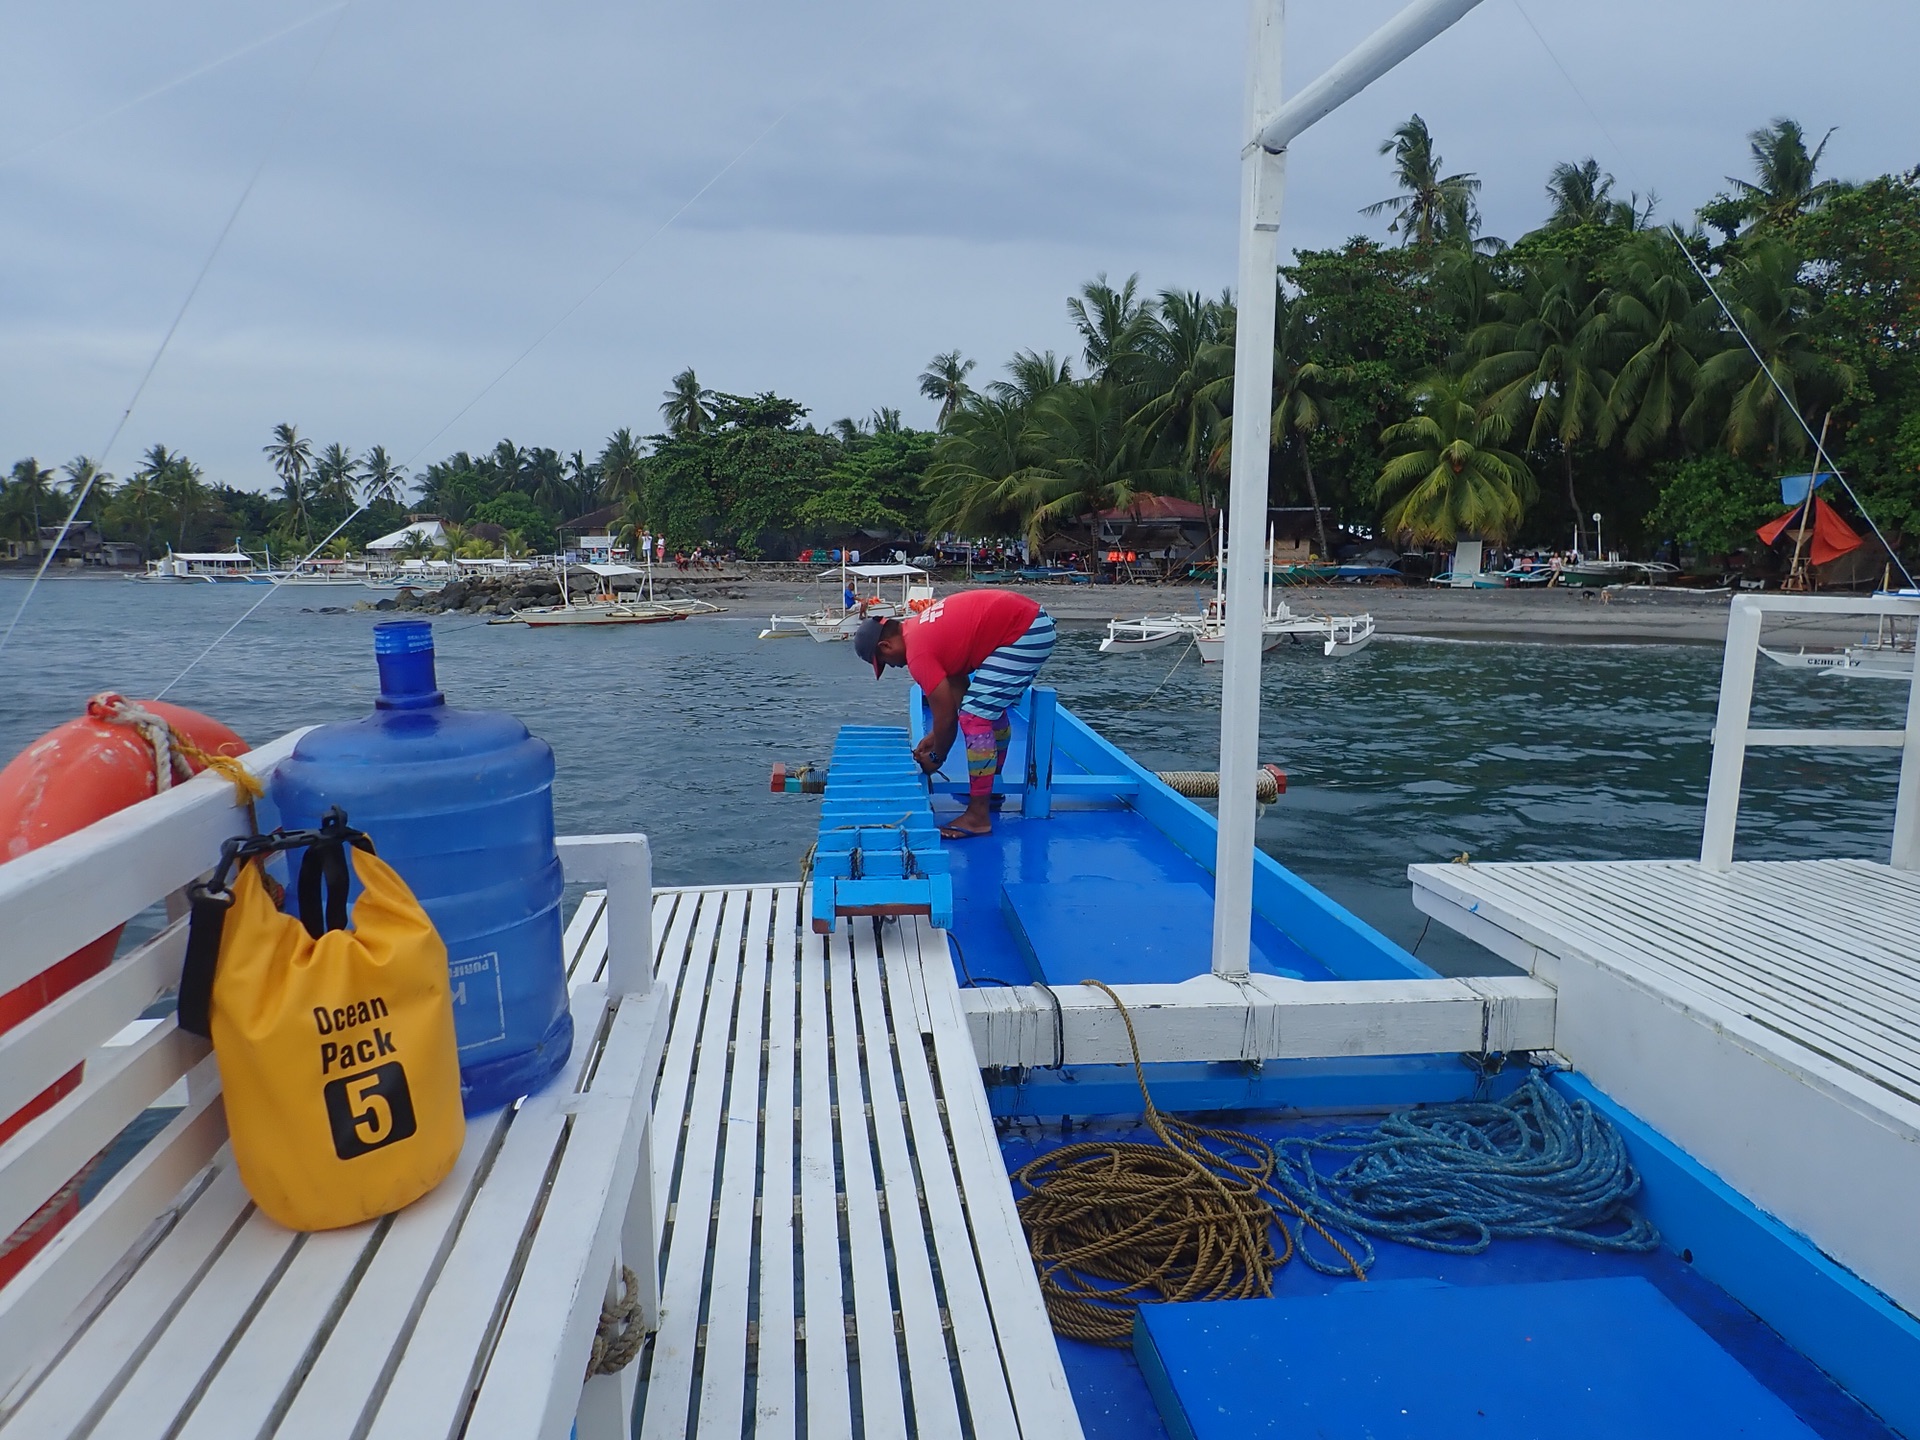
[176,811,374,1035]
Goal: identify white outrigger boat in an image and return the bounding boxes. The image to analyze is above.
[130,548,266,583]
[501,560,725,628]
[759,561,933,641]
[1102,526,1376,661]
[1761,597,1917,679]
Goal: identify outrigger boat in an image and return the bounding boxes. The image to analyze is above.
[130,548,266,583]
[501,559,724,627]
[1103,526,1376,661]
[1761,598,1919,679]
[759,561,934,641]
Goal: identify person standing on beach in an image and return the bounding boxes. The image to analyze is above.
[853,590,1055,839]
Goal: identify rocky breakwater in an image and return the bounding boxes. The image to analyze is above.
[326,569,750,618]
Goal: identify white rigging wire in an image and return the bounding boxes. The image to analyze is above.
[0,3,356,665]
[1507,0,1915,589]
[0,3,349,170]
[150,108,793,699]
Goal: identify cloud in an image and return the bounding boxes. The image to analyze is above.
[1,0,1914,486]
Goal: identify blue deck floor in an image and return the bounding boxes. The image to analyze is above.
[936,806,1336,987]
[995,1109,1899,1440]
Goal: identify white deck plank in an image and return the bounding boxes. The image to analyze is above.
[1447,862,1920,1093]
[848,920,965,1440]
[361,981,608,1440]
[825,923,910,1436]
[794,894,852,1438]
[86,1202,303,1439]
[885,921,1021,1438]
[648,890,719,1223]
[697,886,775,1437]
[752,885,800,1439]
[913,923,1086,1439]
[272,1125,504,1440]
[174,1217,386,1439]
[0,1161,243,1440]
[563,890,609,979]
[637,890,747,1440]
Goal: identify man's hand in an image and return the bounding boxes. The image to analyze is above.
[912,735,941,773]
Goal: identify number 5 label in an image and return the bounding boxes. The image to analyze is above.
[323,1061,419,1159]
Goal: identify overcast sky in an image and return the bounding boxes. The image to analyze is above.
[3,0,1915,492]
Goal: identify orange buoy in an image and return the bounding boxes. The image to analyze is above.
[0,695,247,1284]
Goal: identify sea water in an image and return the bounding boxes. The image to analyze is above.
[1,576,1905,976]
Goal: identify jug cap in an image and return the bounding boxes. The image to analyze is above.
[373,620,445,710]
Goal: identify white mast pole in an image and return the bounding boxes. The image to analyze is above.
[1211,0,1286,981]
[1212,0,1489,980]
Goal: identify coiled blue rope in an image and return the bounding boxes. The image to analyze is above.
[1270,1074,1660,1271]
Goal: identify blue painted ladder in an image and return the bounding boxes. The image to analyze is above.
[810,725,953,935]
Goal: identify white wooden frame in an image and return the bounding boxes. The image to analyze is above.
[0,734,666,1440]
[955,961,1554,1068]
[1703,593,1920,871]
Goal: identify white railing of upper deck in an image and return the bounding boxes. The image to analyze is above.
[1702,593,1920,871]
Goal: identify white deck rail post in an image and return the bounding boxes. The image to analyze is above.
[1893,637,1920,869]
[1701,598,1764,870]
[556,833,655,996]
[1211,0,1286,981]
[1211,0,1489,978]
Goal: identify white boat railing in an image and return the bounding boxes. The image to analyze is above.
[1703,593,1920,870]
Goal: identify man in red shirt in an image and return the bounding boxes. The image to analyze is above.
[853,590,1056,838]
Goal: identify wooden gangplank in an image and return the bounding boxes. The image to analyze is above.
[599,882,1082,1440]
[1410,855,1920,1321]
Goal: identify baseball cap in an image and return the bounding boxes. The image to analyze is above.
[853,616,887,677]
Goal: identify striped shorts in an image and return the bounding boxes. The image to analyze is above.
[960,611,1056,720]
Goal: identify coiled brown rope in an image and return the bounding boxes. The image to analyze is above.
[1011,980,1365,1345]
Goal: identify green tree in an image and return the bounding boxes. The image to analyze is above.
[360,446,408,505]
[661,367,714,437]
[924,394,1035,537]
[1012,383,1156,544]
[918,351,977,427]
[1373,374,1535,544]
[4,458,56,541]
[1067,273,1157,386]
[1131,289,1232,509]
[802,430,934,532]
[988,349,1072,406]
[1688,239,1854,463]
[310,442,360,522]
[472,491,557,551]
[1646,453,1779,555]
[597,428,647,504]
[263,423,313,537]
[1361,115,1482,247]
[1471,256,1613,546]
[1702,118,1846,237]
[1602,234,1710,458]
[1544,158,1643,230]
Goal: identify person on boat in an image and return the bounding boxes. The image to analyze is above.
[852,590,1055,840]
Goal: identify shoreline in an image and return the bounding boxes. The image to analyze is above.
[6,568,1880,647]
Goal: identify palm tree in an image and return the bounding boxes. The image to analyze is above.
[263,423,313,536]
[661,368,714,437]
[1066,274,1158,385]
[6,458,56,540]
[1543,158,1641,230]
[987,349,1072,407]
[59,456,114,519]
[597,428,647,502]
[917,351,977,427]
[1361,115,1481,247]
[1373,375,1535,544]
[1687,239,1853,463]
[310,442,361,517]
[924,394,1034,536]
[1131,289,1231,509]
[360,446,408,505]
[1602,235,1710,458]
[562,450,601,515]
[134,445,204,548]
[1470,257,1613,548]
[1012,384,1154,545]
[1723,119,1845,231]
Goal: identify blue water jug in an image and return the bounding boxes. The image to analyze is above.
[270,619,570,1113]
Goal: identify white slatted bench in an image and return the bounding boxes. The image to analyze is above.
[612,882,1084,1439]
[0,730,670,1440]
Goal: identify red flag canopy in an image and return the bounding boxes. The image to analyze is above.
[1757,497,1865,566]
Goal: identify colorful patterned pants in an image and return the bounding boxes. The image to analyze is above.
[958,712,1013,799]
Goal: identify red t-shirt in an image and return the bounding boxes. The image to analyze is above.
[904,590,1042,694]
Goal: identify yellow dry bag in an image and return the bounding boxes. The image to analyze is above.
[179,809,464,1231]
